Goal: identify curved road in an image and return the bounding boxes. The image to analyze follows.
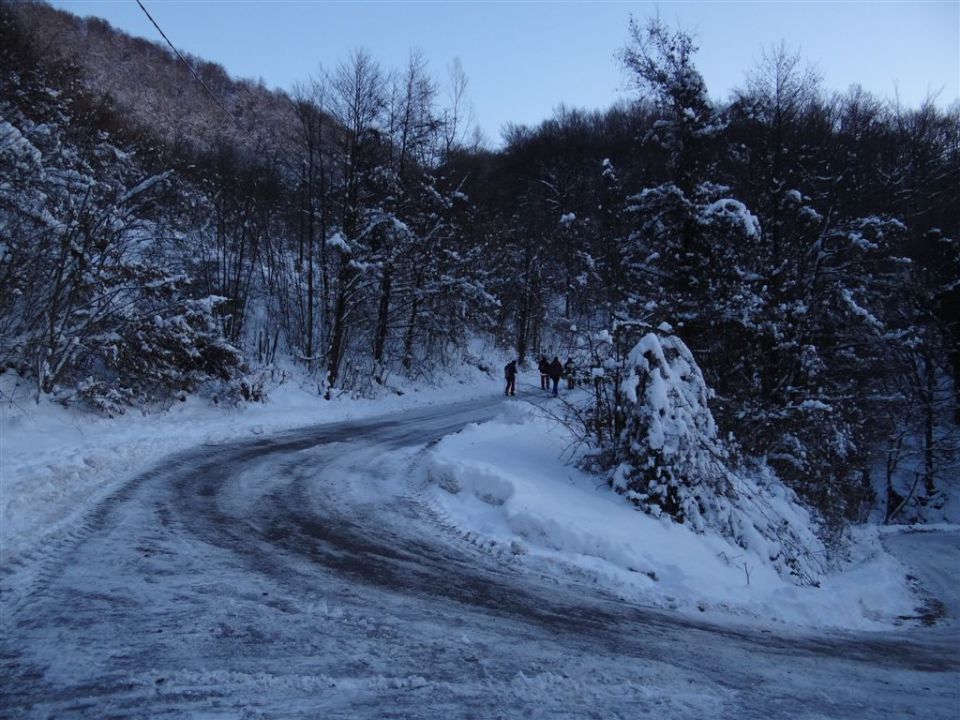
[2,396,958,718]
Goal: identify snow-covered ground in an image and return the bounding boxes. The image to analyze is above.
[2,365,954,632]
[0,360,500,565]
[2,374,957,718]
[424,400,945,630]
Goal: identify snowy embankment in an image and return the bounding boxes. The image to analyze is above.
[0,361,500,564]
[425,401,924,630]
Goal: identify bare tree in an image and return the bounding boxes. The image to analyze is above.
[324,49,387,395]
[440,57,473,158]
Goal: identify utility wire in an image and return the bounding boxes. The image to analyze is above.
[134,0,239,125]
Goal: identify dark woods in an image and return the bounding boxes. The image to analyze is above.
[1,4,957,528]
[1,1,492,411]
[474,18,958,531]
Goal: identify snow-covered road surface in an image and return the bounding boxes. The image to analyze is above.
[2,397,958,719]
[882,529,960,625]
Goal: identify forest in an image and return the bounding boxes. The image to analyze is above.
[1,1,957,536]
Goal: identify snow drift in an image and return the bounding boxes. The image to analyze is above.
[425,402,918,628]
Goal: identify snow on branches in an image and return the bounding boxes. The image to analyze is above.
[611,330,827,584]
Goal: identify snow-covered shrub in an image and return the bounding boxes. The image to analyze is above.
[205,367,273,407]
[237,370,270,403]
[611,330,827,584]
[0,19,246,413]
[613,331,729,526]
[112,295,243,402]
[57,293,244,413]
[75,378,135,417]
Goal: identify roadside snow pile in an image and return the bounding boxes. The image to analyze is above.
[612,332,825,585]
[425,403,918,629]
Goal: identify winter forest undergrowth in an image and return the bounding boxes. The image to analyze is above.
[2,1,958,579]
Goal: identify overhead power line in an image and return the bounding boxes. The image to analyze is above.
[134,0,239,125]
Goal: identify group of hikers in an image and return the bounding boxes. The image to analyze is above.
[503,356,576,397]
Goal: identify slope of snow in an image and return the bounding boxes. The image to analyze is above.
[425,401,925,630]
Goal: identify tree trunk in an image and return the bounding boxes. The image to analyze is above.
[923,354,937,497]
[306,137,315,371]
[373,263,392,375]
[325,265,351,399]
[402,268,423,372]
[952,344,960,425]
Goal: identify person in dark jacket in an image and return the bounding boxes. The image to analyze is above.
[504,360,517,396]
[538,356,550,391]
[564,357,576,389]
[548,356,563,396]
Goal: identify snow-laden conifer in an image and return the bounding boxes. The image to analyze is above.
[611,330,826,584]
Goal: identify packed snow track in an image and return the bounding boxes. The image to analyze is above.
[2,397,957,719]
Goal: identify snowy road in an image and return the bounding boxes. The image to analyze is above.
[2,396,958,719]
[882,530,960,626]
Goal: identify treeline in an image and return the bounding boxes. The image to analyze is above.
[458,19,959,529]
[14,0,294,156]
[1,4,957,528]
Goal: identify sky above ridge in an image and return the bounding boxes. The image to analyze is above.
[50,1,959,145]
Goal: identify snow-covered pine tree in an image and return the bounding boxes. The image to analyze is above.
[611,329,826,583]
[612,330,728,527]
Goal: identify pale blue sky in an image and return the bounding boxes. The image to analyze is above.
[50,1,959,142]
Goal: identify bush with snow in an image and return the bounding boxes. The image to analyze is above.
[611,331,827,584]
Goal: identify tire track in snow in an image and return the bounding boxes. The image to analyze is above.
[2,396,958,719]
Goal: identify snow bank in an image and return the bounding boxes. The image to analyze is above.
[425,403,919,629]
